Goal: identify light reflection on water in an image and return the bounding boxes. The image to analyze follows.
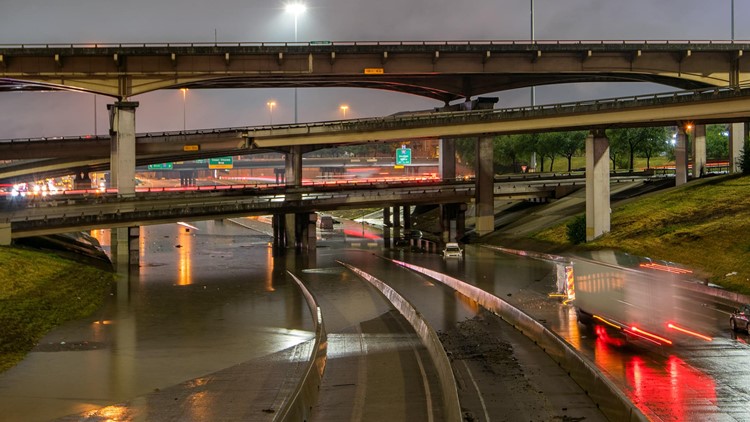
[0,221,313,422]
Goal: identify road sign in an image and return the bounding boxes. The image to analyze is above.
[395,148,412,165]
[147,163,173,170]
[209,157,233,169]
[364,68,384,74]
[183,144,200,151]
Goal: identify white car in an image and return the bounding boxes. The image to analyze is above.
[442,242,463,258]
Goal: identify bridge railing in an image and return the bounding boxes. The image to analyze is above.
[2,83,750,145]
[1,39,749,49]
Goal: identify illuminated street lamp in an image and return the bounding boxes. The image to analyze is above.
[285,2,306,123]
[339,104,349,119]
[180,88,188,131]
[267,100,276,125]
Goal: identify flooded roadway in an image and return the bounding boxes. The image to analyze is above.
[1,217,749,421]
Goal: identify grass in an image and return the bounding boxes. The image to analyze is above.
[0,246,113,372]
[533,174,750,295]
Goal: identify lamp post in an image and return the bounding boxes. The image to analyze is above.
[732,0,735,41]
[267,100,276,125]
[286,3,306,123]
[180,88,188,131]
[339,104,349,119]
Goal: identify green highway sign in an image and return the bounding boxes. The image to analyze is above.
[395,148,412,165]
[147,162,173,170]
[209,156,233,169]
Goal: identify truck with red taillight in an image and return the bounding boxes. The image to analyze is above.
[568,255,712,346]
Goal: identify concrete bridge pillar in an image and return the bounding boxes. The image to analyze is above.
[403,205,411,229]
[439,138,456,180]
[0,223,10,246]
[108,226,140,267]
[692,124,707,178]
[383,207,391,227]
[107,101,139,198]
[73,170,92,190]
[675,126,689,186]
[272,214,286,250]
[456,203,467,240]
[585,130,610,241]
[285,146,302,249]
[393,205,401,228]
[475,136,494,236]
[730,122,747,173]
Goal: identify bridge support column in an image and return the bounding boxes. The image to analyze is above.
[439,138,456,180]
[403,205,411,229]
[475,136,494,236]
[457,203,466,241]
[0,223,10,246]
[730,122,747,173]
[585,130,610,242]
[692,124,706,178]
[74,170,92,190]
[675,126,689,186]
[128,226,140,266]
[110,227,130,266]
[383,207,391,227]
[108,101,139,198]
[285,146,302,249]
[272,214,287,250]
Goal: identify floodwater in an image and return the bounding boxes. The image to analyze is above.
[0,219,316,421]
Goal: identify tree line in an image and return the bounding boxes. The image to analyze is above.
[454,124,732,173]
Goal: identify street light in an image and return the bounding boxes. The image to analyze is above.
[286,2,306,123]
[180,88,188,131]
[339,104,349,119]
[267,100,276,125]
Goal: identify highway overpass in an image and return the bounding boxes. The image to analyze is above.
[1,40,748,100]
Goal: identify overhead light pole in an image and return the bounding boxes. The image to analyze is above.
[286,2,306,123]
[732,0,735,41]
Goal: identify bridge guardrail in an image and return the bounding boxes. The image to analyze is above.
[2,39,750,49]
[275,271,327,422]
[339,261,462,422]
[389,258,649,422]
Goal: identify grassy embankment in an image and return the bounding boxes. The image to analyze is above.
[0,247,113,372]
[533,174,750,295]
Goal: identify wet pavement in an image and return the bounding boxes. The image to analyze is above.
[2,217,749,421]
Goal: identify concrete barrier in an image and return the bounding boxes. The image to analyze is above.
[338,261,463,422]
[389,258,650,422]
[276,271,328,422]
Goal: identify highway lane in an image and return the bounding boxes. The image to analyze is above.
[399,245,750,420]
[315,247,606,421]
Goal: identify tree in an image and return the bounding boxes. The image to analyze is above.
[556,131,587,171]
[706,124,729,160]
[607,127,668,171]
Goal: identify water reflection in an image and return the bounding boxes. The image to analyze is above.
[177,227,193,285]
[627,355,716,421]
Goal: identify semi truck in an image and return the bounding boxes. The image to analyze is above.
[567,255,712,346]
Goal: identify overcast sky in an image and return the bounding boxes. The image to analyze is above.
[0,0,746,138]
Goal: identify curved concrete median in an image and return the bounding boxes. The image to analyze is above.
[276,271,328,422]
[389,258,649,422]
[338,261,463,422]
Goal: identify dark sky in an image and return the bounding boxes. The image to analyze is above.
[0,0,745,138]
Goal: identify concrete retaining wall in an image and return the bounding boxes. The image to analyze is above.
[276,271,328,422]
[390,259,649,422]
[338,261,463,422]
